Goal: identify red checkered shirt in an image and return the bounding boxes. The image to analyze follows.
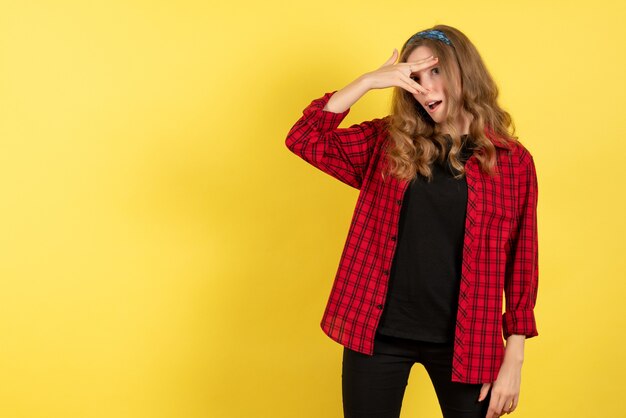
[285,91,539,384]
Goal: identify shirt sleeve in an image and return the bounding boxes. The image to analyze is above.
[284,90,388,190]
[502,150,539,340]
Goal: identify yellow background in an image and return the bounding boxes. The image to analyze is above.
[1,1,624,417]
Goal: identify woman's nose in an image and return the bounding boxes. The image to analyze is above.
[420,78,434,90]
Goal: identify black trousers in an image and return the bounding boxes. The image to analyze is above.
[342,332,492,418]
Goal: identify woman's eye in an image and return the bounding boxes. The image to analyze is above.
[411,68,438,82]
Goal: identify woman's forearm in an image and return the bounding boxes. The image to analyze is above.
[504,334,526,364]
[323,75,372,113]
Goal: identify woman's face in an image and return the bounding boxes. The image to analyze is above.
[406,45,459,126]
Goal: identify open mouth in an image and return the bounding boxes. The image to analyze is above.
[427,100,442,112]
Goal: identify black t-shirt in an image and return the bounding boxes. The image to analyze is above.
[376,135,473,343]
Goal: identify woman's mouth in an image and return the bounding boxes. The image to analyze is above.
[426,100,442,112]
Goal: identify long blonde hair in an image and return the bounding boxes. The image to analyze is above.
[383,24,519,182]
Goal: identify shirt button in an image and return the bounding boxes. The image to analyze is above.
[391,235,397,241]
[376,304,384,310]
[383,270,389,275]
[396,199,402,205]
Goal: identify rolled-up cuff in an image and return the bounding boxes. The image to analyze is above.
[304,91,351,131]
[502,309,538,339]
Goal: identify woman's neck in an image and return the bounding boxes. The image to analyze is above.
[439,109,473,137]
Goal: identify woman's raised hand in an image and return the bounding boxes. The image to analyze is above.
[361,48,438,95]
[321,48,438,113]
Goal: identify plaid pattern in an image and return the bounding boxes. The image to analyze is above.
[285,91,539,384]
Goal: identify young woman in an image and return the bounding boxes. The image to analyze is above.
[285,24,539,418]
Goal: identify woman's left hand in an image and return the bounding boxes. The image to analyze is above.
[478,358,522,417]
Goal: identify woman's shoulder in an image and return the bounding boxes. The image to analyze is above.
[485,126,532,157]
[507,140,534,165]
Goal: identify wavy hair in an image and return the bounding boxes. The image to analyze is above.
[382,24,519,183]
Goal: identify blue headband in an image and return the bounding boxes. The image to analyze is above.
[407,29,452,46]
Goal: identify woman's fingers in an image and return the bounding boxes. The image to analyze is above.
[503,398,514,414]
[381,48,398,67]
[399,80,419,94]
[478,383,491,402]
[406,56,438,73]
[509,394,519,413]
[366,50,437,92]
[399,73,429,95]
